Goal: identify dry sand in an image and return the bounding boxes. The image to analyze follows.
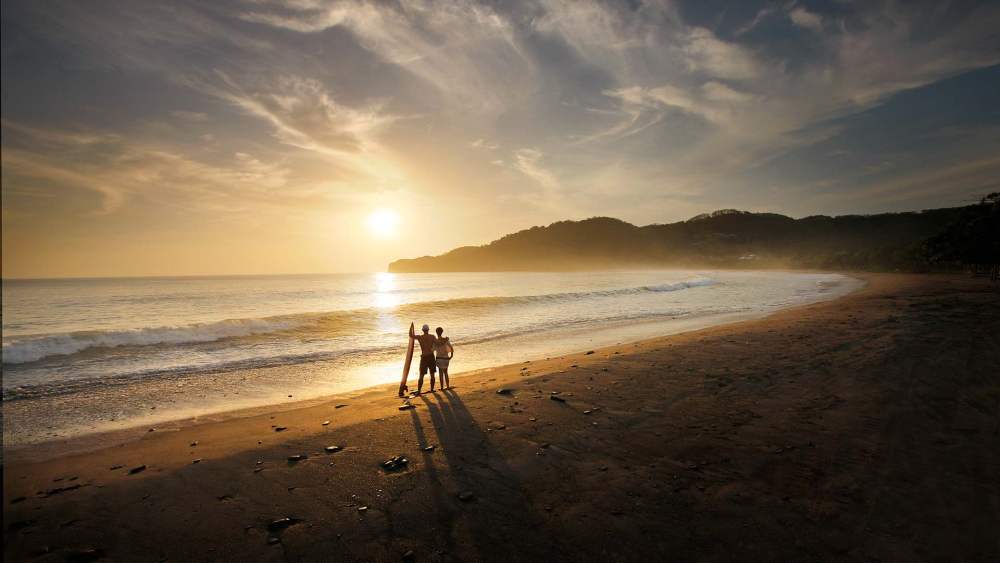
[4,273,999,562]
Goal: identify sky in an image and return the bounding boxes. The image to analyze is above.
[2,0,999,278]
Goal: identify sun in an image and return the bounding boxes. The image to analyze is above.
[366,208,400,238]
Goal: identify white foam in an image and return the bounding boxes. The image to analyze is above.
[2,317,301,364]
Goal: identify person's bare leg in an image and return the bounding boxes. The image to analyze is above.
[441,369,449,389]
[429,370,435,392]
[416,372,424,395]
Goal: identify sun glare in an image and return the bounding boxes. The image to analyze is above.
[367,209,400,238]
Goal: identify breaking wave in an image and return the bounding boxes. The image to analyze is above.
[2,277,717,365]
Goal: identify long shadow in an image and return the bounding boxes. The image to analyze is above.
[412,389,561,561]
[405,407,457,554]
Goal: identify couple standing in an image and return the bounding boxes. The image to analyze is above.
[409,324,454,395]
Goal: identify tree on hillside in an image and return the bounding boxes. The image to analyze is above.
[925,193,1000,280]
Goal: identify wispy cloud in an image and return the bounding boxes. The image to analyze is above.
[470,138,499,150]
[240,0,530,112]
[513,148,559,190]
[1,121,300,215]
[788,6,823,32]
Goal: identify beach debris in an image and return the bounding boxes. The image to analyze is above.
[324,446,342,453]
[457,491,476,502]
[148,428,155,432]
[357,506,368,512]
[254,468,263,473]
[585,350,595,355]
[287,454,308,462]
[190,441,199,446]
[267,537,280,545]
[398,402,415,411]
[267,517,303,532]
[322,420,330,426]
[381,455,409,472]
[583,410,592,415]
[488,421,506,430]
[128,465,147,475]
[422,445,436,452]
[335,404,348,409]
[496,388,513,395]
[217,494,233,502]
[529,417,537,422]
[550,395,566,403]
[192,459,202,464]
[109,465,123,470]
[274,427,287,432]
[403,550,416,561]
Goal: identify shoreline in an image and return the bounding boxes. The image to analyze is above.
[3,274,865,463]
[5,273,998,561]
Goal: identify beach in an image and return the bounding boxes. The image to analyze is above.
[4,273,999,561]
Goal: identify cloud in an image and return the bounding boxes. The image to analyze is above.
[202,73,393,156]
[184,72,408,192]
[470,138,499,150]
[240,0,530,112]
[682,27,761,81]
[700,81,755,103]
[1,121,299,215]
[735,6,778,36]
[513,148,559,190]
[598,79,757,138]
[788,7,823,32]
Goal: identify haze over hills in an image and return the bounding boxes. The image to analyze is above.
[388,207,974,273]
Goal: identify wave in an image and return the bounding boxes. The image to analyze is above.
[5,303,741,401]
[2,277,717,365]
[2,316,305,365]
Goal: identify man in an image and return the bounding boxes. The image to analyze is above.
[412,324,438,394]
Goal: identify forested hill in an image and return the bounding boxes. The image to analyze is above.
[388,206,984,272]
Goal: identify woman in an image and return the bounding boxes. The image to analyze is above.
[433,326,454,390]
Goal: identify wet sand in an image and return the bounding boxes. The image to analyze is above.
[4,273,999,562]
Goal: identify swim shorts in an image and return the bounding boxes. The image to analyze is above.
[419,353,437,375]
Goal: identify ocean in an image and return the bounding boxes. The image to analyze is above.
[2,270,861,445]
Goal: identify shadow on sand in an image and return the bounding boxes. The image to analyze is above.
[406,389,560,561]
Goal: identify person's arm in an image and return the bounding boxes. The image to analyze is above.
[448,342,455,359]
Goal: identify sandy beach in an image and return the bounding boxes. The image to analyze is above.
[4,273,999,562]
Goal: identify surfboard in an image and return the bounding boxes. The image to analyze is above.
[398,322,415,397]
